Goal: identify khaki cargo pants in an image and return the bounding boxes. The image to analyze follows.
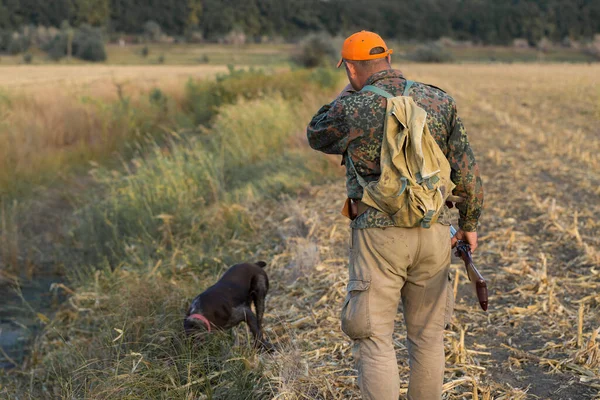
[341,224,453,400]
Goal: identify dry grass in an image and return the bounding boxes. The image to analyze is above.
[0,65,227,92]
[0,65,228,196]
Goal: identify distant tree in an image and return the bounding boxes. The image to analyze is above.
[143,20,162,42]
[72,24,106,61]
[0,0,598,46]
[187,0,202,29]
[72,0,110,27]
[43,23,106,62]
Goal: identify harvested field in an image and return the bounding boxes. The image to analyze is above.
[0,65,227,95]
[256,64,600,399]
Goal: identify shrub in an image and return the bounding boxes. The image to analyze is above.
[43,25,106,62]
[149,87,168,115]
[22,53,32,64]
[198,54,210,64]
[7,37,23,55]
[43,33,67,60]
[183,67,338,127]
[409,43,454,63]
[292,33,337,68]
[141,45,149,57]
[0,30,12,52]
[72,25,106,62]
[143,20,162,42]
[157,54,165,64]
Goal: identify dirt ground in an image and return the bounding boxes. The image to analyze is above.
[258,64,600,399]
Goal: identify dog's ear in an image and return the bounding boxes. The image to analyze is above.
[256,261,267,268]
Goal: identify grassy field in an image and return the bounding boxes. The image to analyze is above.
[0,43,296,66]
[1,42,597,66]
[0,64,228,91]
[1,63,600,399]
[0,64,234,197]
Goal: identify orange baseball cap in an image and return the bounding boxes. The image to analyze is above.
[336,31,393,68]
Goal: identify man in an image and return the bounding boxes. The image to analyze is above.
[306,31,483,399]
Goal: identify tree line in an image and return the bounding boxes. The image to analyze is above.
[0,0,598,44]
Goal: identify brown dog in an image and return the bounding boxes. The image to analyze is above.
[184,261,272,350]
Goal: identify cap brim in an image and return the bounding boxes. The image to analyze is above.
[336,58,343,68]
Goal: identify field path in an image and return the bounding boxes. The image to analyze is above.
[260,64,600,399]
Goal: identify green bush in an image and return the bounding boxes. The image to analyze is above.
[157,54,165,64]
[198,54,210,64]
[43,25,106,62]
[409,43,454,63]
[43,33,68,60]
[143,20,162,42]
[141,45,149,57]
[22,53,32,64]
[184,66,339,126]
[7,37,24,55]
[292,33,338,68]
[0,30,10,52]
[76,93,335,265]
[73,25,106,62]
[74,69,341,264]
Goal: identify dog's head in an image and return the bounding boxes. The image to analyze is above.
[184,313,212,336]
[184,297,212,336]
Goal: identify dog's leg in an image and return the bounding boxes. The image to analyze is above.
[251,276,274,352]
[252,275,268,335]
[243,307,261,346]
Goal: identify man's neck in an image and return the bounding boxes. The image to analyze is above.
[360,67,393,87]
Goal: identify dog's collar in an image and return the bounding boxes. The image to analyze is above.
[188,313,212,332]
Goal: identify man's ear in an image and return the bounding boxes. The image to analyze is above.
[345,61,357,78]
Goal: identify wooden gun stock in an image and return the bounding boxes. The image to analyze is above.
[455,241,488,311]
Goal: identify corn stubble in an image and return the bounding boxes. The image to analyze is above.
[257,65,600,399]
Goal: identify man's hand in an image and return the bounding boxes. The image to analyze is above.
[451,229,478,252]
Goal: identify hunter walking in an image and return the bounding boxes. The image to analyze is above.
[307,31,484,399]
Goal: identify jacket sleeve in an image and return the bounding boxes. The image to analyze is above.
[306,99,350,155]
[447,101,484,232]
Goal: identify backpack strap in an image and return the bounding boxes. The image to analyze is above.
[347,153,408,197]
[361,85,394,99]
[403,80,415,96]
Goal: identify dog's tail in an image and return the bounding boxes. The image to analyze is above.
[256,261,267,268]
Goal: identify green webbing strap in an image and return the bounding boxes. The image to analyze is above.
[361,85,394,99]
[421,210,435,229]
[403,80,415,96]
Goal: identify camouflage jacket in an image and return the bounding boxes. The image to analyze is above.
[306,69,483,232]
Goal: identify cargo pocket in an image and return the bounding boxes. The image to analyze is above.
[341,279,372,339]
[444,271,455,327]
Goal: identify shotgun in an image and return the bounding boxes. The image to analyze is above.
[451,225,488,311]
